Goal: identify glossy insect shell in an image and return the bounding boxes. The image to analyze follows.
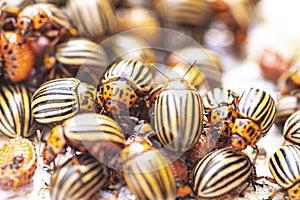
[277,68,300,95]
[66,0,116,41]
[97,59,153,116]
[43,113,126,166]
[209,105,239,137]
[120,139,176,200]
[191,147,252,198]
[0,82,37,138]
[17,3,77,36]
[151,78,203,153]
[50,153,109,200]
[276,94,299,126]
[31,78,96,124]
[237,87,276,135]
[167,48,223,93]
[269,145,300,200]
[154,0,213,27]
[101,59,153,94]
[164,62,204,90]
[0,137,37,189]
[162,152,192,198]
[203,87,239,111]
[104,34,157,64]
[283,110,300,146]
[0,31,35,83]
[231,118,262,150]
[54,37,109,68]
[17,4,49,32]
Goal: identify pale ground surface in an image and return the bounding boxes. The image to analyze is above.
[0,0,298,199]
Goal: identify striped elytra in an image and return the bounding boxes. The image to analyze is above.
[268,145,300,199]
[167,47,223,91]
[237,87,276,135]
[203,87,239,111]
[0,82,37,138]
[283,110,300,146]
[101,59,153,95]
[45,37,109,73]
[276,94,299,126]
[154,0,213,27]
[43,113,125,166]
[66,0,116,41]
[150,78,203,153]
[120,139,176,200]
[0,137,37,189]
[163,62,205,90]
[191,147,252,198]
[104,34,157,64]
[50,153,109,200]
[97,59,153,116]
[31,78,96,124]
[201,88,239,140]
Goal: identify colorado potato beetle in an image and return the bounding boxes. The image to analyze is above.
[44,37,109,80]
[167,47,223,91]
[277,67,300,95]
[0,137,37,189]
[230,118,262,150]
[31,77,97,124]
[149,76,204,153]
[66,0,116,42]
[0,82,37,138]
[154,0,214,27]
[119,138,176,200]
[16,3,77,40]
[97,59,153,117]
[275,93,300,127]
[50,152,109,200]
[163,61,205,90]
[0,31,35,83]
[267,145,300,200]
[43,113,126,167]
[103,34,157,64]
[191,147,254,198]
[203,87,239,110]
[163,152,192,198]
[203,87,239,137]
[283,110,300,146]
[237,87,276,136]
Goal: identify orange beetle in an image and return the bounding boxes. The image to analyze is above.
[0,137,37,189]
[16,3,77,41]
[0,31,35,83]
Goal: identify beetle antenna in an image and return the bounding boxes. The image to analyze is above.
[183,60,197,79]
[150,63,170,80]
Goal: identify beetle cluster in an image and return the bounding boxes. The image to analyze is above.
[0,0,286,199]
[264,65,300,199]
[275,67,300,128]
[31,60,277,200]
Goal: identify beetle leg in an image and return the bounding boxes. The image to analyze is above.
[57,63,72,77]
[238,181,251,197]
[252,146,259,164]
[265,176,277,184]
[267,189,283,200]
[48,67,56,80]
[281,140,287,146]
